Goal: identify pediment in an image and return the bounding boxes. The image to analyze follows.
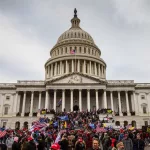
[47,73,106,84]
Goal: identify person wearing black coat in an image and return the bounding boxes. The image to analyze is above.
[133,133,145,150]
[59,135,69,150]
[12,141,19,150]
[27,138,36,150]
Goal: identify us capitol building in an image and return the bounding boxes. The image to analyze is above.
[0,9,150,129]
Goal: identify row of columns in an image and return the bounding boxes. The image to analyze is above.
[52,46,99,58]
[46,60,106,78]
[15,90,136,117]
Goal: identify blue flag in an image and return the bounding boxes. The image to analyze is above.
[53,121,58,127]
[58,115,69,121]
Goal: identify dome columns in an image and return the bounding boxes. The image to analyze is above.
[45,58,106,81]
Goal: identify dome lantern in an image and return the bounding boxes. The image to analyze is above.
[71,8,80,29]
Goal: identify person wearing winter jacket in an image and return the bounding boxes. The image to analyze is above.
[26,137,36,150]
[133,133,145,150]
[12,137,19,150]
[122,134,133,150]
[6,135,14,150]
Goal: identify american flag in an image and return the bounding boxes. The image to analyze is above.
[30,121,48,132]
[70,49,76,54]
[0,130,6,138]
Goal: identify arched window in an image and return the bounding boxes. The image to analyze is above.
[131,121,136,127]
[115,121,120,126]
[24,122,28,129]
[15,122,20,129]
[124,121,128,127]
[84,47,86,53]
[88,48,90,54]
[61,48,63,54]
[79,47,82,53]
[78,32,80,38]
[65,47,67,53]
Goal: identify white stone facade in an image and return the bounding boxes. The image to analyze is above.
[0,11,150,129]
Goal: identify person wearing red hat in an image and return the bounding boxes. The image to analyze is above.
[51,143,60,150]
[75,138,86,150]
[26,136,36,150]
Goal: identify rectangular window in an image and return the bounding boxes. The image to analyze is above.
[145,121,148,126]
[4,107,8,115]
[2,122,7,127]
[6,96,10,100]
[143,107,147,114]
[141,95,145,99]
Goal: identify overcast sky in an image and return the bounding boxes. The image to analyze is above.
[0,0,150,83]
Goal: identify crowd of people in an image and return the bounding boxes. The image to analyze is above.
[0,110,150,150]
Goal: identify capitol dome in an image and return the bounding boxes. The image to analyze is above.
[45,9,106,82]
[57,10,94,44]
[57,27,95,44]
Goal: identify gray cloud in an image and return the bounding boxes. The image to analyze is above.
[0,0,150,83]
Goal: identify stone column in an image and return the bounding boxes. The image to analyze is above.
[70,90,73,111]
[38,92,42,110]
[77,59,80,72]
[66,60,68,74]
[95,90,99,110]
[72,60,74,73]
[60,61,62,75]
[21,92,26,117]
[94,62,97,75]
[135,93,139,115]
[103,90,107,108]
[54,62,57,75]
[53,90,57,110]
[90,61,91,74]
[62,62,64,74]
[45,90,49,109]
[79,90,82,111]
[13,92,18,116]
[29,91,34,117]
[98,64,100,77]
[110,91,114,112]
[87,89,90,111]
[118,91,123,116]
[125,91,131,116]
[83,60,86,73]
[51,64,53,77]
[101,66,103,78]
[62,90,65,112]
[87,62,90,74]
[133,91,138,115]
[104,66,106,78]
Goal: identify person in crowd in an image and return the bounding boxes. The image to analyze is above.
[89,138,101,150]
[21,138,28,150]
[116,142,124,150]
[26,137,36,150]
[51,143,61,150]
[37,136,45,150]
[102,133,111,150]
[122,134,133,150]
[133,133,145,150]
[12,137,19,150]
[59,134,69,150]
[6,135,14,150]
[75,138,86,150]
